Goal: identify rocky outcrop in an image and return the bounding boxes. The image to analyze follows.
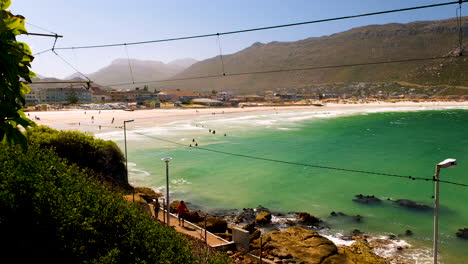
[250,226,389,264]
[255,211,272,225]
[393,199,431,211]
[297,212,321,226]
[456,228,468,239]
[353,194,382,205]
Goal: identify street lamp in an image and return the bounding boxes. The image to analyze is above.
[123,120,134,199]
[433,158,457,264]
[161,157,173,226]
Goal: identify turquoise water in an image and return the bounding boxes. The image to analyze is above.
[101,107,468,263]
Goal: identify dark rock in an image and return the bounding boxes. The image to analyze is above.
[330,211,347,217]
[394,199,432,211]
[353,194,382,205]
[296,212,321,226]
[234,208,256,223]
[351,229,364,236]
[250,229,261,241]
[405,229,413,236]
[197,216,227,233]
[256,211,272,225]
[185,211,203,223]
[354,214,363,222]
[456,228,468,239]
[242,222,256,234]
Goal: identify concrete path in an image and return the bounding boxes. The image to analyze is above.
[150,204,231,247]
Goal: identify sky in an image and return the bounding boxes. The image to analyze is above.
[11,0,464,79]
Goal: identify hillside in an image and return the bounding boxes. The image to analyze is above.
[64,58,197,89]
[153,17,468,94]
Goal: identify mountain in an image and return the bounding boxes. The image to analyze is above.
[66,58,197,89]
[153,17,468,94]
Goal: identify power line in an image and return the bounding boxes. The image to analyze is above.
[53,1,467,50]
[26,22,58,35]
[52,50,91,82]
[124,129,468,188]
[103,54,466,87]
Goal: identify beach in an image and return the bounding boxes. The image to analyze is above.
[29,101,468,134]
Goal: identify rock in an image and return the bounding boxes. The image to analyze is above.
[197,216,227,233]
[404,229,413,236]
[268,226,338,264]
[234,208,256,223]
[393,199,431,211]
[330,211,347,217]
[256,211,272,225]
[351,229,363,236]
[456,228,468,239]
[242,222,256,234]
[226,250,234,256]
[296,212,321,226]
[353,194,382,205]
[354,215,363,222]
[185,211,203,223]
[336,239,390,264]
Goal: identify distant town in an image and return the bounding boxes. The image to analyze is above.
[26,81,468,111]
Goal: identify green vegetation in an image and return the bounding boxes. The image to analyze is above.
[0,144,195,263]
[27,126,128,189]
[0,0,36,148]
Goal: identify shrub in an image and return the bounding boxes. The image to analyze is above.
[26,126,128,189]
[0,144,194,263]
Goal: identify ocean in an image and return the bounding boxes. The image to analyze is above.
[98,106,468,264]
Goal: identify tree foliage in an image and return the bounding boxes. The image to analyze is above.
[0,0,35,148]
[0,144,195,263]
[27,126,128,188]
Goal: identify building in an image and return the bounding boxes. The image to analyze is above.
[158,89,199,103]
[191,98,224,106]
[27,87,92,103]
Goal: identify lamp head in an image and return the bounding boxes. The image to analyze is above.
[438,158,457,169]
[124,119,134,123]
[161,157,173,163]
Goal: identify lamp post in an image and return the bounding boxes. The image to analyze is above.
[161,157,173,226]
[123,120,134,200]
[433,158,457,264]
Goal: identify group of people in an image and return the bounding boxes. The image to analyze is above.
[152,199,189,227]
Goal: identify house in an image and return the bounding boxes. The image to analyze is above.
[158,89,199,103]
[191,98,223,106]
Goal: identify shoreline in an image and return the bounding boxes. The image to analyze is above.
[32,101,468,264]
[29,100,468,134]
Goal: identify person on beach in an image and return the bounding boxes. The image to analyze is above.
[111,117,114,124]
[177,200,188,227]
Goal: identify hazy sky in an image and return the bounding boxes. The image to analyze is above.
[11,0,463,78]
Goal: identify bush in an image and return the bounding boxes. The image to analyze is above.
[0,144,194,263]
[26,126,128,189]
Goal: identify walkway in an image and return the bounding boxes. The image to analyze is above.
[150,204,232,247]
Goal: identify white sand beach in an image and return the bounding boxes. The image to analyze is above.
[29,101,468,134]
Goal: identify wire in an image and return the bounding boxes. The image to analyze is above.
[216,34,226,75]
[125,130,435,182]
[127,129,468,188]
[26,22,58,35]
[53,1,468,50]
[33,48,52,56]
[103,54,466,87]
[52,50,91,82]
[124,44,136,84]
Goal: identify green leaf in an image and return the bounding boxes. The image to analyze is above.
[0,0,11,10]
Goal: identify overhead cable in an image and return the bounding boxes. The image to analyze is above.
[53,1,467,50]
[103,54,466,87]
[127,130,468,187]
